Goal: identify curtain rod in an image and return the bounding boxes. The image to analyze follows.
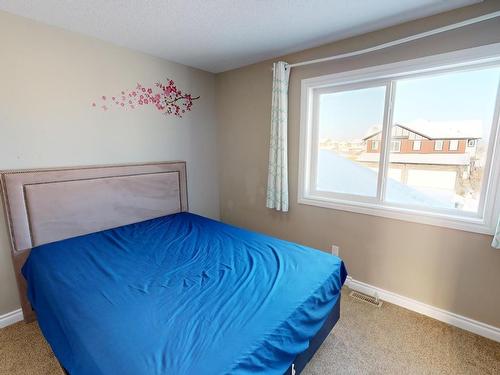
[285,10,500,69]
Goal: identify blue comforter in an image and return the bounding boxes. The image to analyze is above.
[22,213,347,375]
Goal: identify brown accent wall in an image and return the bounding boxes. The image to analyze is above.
[444,140,467,153]
[216,0,500,327]
[400,139,467,154]
[400,139,416,153]
[367,139,467,154]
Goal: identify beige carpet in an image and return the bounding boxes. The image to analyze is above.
[1,289,499,375]
[303,290,500,375]
[0,319,63,375]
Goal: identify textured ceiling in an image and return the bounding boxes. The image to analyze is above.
[0,0,480,73]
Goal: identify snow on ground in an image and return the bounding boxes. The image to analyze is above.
[316,149,453,209]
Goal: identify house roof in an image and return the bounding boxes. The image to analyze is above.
[363,120,482,141]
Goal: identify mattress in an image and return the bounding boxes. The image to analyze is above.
[22,213,347,375]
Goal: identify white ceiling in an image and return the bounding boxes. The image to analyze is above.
[0,0,480,73]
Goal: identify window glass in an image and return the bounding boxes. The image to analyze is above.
[449,139,459,151]
[316,85,386,197]
[391,140,401,152]
[434,140,444,151]
[301,54,500,233]
[386,67,500,212]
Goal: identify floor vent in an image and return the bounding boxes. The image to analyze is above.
[349,290,383,307]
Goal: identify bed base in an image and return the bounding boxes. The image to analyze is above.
[285,295,341,375]
[60,296,341,375]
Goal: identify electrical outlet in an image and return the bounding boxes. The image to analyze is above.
[331,245,340,256]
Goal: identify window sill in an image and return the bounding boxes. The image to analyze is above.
[298,194,495,235]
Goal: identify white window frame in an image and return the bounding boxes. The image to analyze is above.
[412,140,422,151]
[434,140,444,151]
[391,140,401,152]
[298,43,500,235]
[371,140,379,150]
[449,139,459,151]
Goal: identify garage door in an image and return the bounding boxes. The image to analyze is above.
[407,169,457,190]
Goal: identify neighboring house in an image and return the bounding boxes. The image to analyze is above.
[362,121,480,158]
[357,120,482,204]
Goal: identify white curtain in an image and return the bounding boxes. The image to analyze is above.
[266,61,290,212]
[493,217,500,249]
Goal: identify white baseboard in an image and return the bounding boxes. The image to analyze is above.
[345,276,500,343]
[0,308,23,329]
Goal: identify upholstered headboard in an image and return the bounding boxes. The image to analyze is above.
[0,161,188,322]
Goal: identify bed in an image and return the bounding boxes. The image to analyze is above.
[1,161,347,375]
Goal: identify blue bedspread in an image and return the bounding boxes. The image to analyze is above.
[22,213,347,375]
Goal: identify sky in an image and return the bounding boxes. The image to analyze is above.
[318,66,500,141]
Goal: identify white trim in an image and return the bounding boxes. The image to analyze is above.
[344,276,500,343]
[377,81,395,202]
[390,140,401,153]
[288,11,500,68]
[298,43,500,235]
[300,43,500,88]
[0,308,23,329]
[299,195,492,234]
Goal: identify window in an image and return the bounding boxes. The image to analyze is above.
[391,140,401,152]
[449,139,459,151]
[299,45,500,234]
[316,85,386,198]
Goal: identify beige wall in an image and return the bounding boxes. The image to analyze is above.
[216,1,500,327]
[0,11,219,315]
[1,1,500,328]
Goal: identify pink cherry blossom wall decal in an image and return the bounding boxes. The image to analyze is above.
[92,79,200,117]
